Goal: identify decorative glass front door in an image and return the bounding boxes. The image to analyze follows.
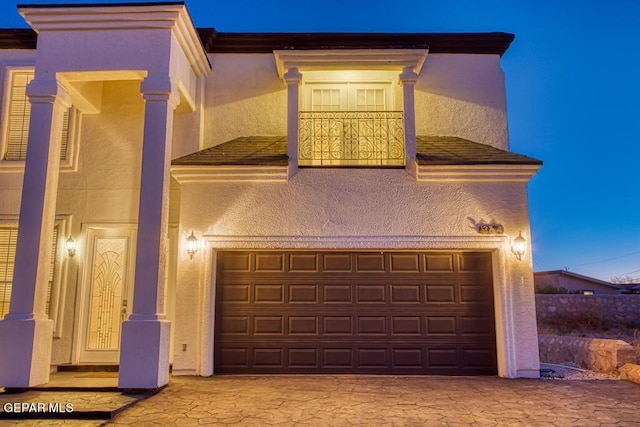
[76,227,135,364]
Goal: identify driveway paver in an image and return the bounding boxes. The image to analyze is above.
[103,375,640,426]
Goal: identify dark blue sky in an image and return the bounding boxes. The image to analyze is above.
[3,0,640,281]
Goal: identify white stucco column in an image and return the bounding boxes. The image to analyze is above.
[0,78,71,387]
[400,67,418,174]
[119,76,179,389]
[284,68,302,178]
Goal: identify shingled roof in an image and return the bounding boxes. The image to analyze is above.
[416,136,542,166]
[171,136,541,167]
[172,136,288,166]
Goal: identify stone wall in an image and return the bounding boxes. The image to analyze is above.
[536,295,640,324]
[539,334,638,373]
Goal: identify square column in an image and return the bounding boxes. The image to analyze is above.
[119,76,179,389]
[0,78,71,387]
[400,67,418,173]
[284,68,302,178]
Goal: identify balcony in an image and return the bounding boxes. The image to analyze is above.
[298,111,405,166]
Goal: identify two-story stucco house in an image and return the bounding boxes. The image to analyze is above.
[0,2,542,389]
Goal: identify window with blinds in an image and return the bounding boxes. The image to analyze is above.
[3,70,70,161]
[0,226,58,319]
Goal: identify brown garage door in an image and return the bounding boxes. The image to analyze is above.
[215,251,497,375]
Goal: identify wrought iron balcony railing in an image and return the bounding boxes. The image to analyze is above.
[298,111,405,166]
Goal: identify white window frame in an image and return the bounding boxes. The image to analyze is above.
[0,214,72,337]
[0,63,80,173]
[303,80,395,111]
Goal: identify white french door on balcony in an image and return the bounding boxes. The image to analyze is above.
[305,82,393,111]
[300,82,403,166]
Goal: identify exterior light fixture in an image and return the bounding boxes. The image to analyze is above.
[65,236,76,257]
[186,231,198,260]
[512,231,526,261]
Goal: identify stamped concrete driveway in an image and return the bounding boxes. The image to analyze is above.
[106,375,640,426]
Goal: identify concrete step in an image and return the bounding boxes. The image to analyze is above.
[0,388,154,420]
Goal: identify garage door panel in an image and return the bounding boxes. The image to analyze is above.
[426,316,457,335]
[392,316,422,335]
[425,285,456,303]
[460,285,491,303]
[216,343,495,374]
[461,316,493,335]
[220,348,249,367]
[358,349,387,367]
[391,284,421,303]
[215,251,496,375]
[424,254,455,272]
[324,316,353,334]
[323,284,352,303]
[254,284,284,303]
[463,348,495,368]
[322,253,352,272]
[288,316,319,335]
[458,253,492,272]
[289,348,318,367]
[253,348,284,367]
[289,284,318,303]
[221,284,250,303]
[221,316,250,334]
[357,316,387,335]
[356,253,386,272]
[427,348,459,368]
[357,285,386,303]
[390,254,420,272]
[392,348,423,367]
[289,253,319,272]
[323,348,353,367]
[255,253,285,272]
[253,316,284,335]
[220,253,252,272]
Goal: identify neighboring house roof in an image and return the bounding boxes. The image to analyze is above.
[0,28,514,56]
[534,270,625,290]
[171,136,542,167]
[415,136,542,166]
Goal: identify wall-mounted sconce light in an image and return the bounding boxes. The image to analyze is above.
[512,231,526,261]
[65,236,76,257]
[186,231,198,260]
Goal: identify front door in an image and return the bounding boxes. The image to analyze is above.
[76,226,136,364]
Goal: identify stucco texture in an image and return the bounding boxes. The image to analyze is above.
[173,168,540,378]
[416,54,509,150]
[201,53,508,150]
[205,54,287,147]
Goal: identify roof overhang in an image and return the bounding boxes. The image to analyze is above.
[415,163,541,183]
[171,165,288,183]
[18,2,210,77]
[274,49,428,79]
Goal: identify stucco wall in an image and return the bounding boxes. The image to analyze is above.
[205,53,287,147]
[416,54,508,149]
[173,169,540,378]
[202,53,509,150]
